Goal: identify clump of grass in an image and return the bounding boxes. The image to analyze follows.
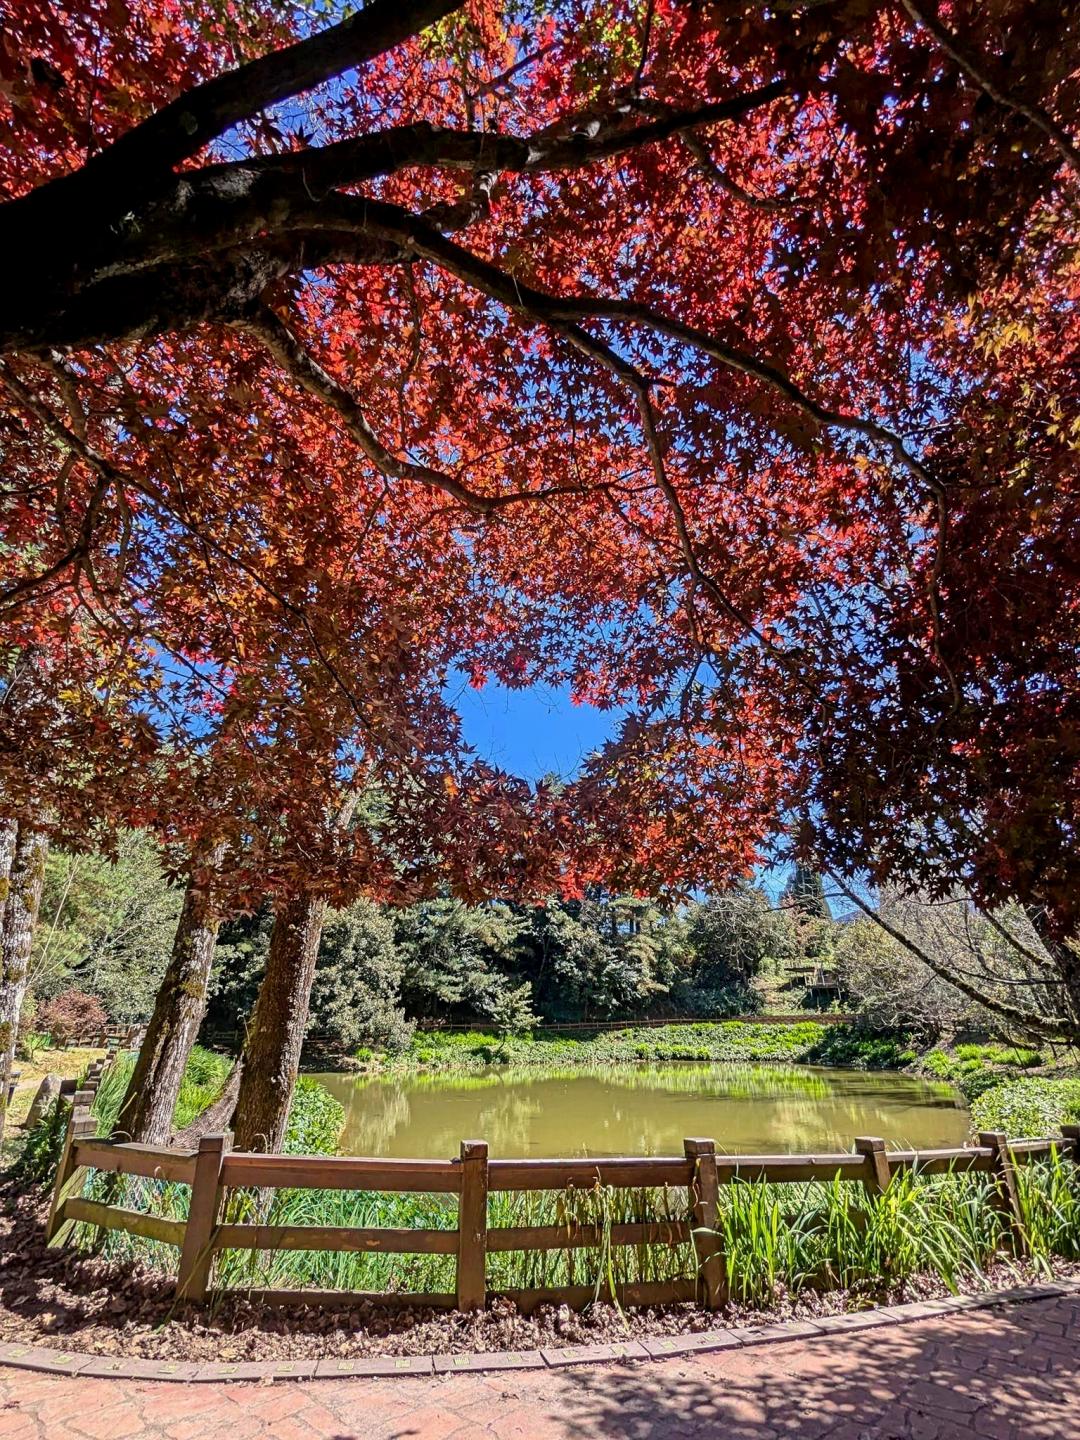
[485,1184,692,1297]
[713,1166,1007,1308]
[1015,1147,1080,1266]
[215,1187,458,1296]
[91,1046,233,1136]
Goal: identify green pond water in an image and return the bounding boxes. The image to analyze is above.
[308,1064,970,1159]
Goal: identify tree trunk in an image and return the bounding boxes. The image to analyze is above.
[229,890,327,1153]
[1025,903,1080,1037]
[113,847,225,1144]
[0,825,49,1143]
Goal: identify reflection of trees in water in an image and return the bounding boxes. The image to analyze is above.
[314,1062,970,1158]
[330,1076,412,1154]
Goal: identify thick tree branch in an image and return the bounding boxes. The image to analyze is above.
[33,0,465,208]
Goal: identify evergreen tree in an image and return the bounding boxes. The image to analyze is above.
[784,865,831,921]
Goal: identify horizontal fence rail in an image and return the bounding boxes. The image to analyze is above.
[45,1095,1080,1314]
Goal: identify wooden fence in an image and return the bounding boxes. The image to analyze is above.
[45,1096,1080,1315]
[57,1025,146,1053]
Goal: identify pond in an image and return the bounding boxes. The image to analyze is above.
[308,1063,970,1158]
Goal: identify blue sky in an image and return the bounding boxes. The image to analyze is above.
[447,673,620,782]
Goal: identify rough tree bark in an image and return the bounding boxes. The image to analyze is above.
[228,889,328,1153]
[0,824,49,1143]
[112,845,225,1144]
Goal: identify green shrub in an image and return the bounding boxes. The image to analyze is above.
[15,1030,49,1063]
[922,1049,955,1079]
[284,1077,345,1155]
[970,1078,1080,1137]
[804,1027,916,1071]
[8,1097,69,1187]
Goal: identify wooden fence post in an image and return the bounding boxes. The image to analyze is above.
[45,1091,98,1246]
[456,1140,489,1312]
[854,1137,891,1197]
[684,1138,726,1310]
[176,1131,230,1303]
[978,1131,1027,1256]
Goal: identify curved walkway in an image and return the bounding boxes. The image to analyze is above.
[0,1289,1076,1439]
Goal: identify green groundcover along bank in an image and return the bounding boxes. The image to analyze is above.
[363,1019,917,1072]
[7,1027,1080,1311]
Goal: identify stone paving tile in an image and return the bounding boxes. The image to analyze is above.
[0,1294,1076,1437]
[540,1338,651,1366]
[431,1349,544,1373]
[313,1353,434,1378]
[639,1329,743,1358]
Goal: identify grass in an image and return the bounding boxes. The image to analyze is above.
[91,1046,233,1135]
[392,1022,836,1072]
[3,1046,106,1137]
[714,1166,1010,1305]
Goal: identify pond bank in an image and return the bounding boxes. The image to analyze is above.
[347,1021,915,1075]
[330,1023,1080,1140]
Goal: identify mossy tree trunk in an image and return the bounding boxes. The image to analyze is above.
[113,844,225,1145]
[229,889,327,1153]
[0,824,48,1143]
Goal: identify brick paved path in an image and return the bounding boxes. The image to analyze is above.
[0,1295,1075,1440]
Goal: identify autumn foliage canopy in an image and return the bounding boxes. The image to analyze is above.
[0,0,1077,974]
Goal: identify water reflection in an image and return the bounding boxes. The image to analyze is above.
[308,1063,969,1159]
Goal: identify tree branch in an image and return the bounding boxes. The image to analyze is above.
[310,197,941,499]
[247,304,603,516]
[901,0,1080,179]
[61,0,465,194]
[827,869,1076,1041]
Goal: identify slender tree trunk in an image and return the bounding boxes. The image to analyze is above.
[0,824,49,1143]
[0,819,17,959]
[229,890,327,1153]
[1025,903,1080,1037]
[113,846,225,1144]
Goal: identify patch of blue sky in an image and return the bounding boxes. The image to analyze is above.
[445,667,623,783]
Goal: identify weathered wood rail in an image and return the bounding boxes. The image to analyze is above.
[45,1097,1080,1315]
